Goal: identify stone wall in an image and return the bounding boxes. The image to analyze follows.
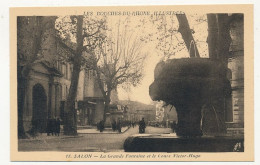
[226,14,244,133]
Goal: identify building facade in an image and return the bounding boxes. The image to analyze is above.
[226,14,244,135]
[19,16,109,132]
[20,16,74,132]
[77,68,105,126]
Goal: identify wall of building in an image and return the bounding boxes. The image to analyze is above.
[93,100,105,124]
[226,14,244,135]
[136,110,156,123]
[84,69,96,97]
[23,64,50,131]
[228,56,244,125]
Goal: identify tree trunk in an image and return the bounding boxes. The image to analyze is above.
[17,16,44,139]
[207,14,231,65]
[216,14,232,135]
[63,59,81,135]
[17,63,34,138]
[217,14,231,67]
[175,103,203,137]
[17,68,27,139]
[176,14,200,58]
[206,14,232,135]
[103,90,111,123]
[63,15,84,136]
[207,14,219,59]
[103,99,109,123]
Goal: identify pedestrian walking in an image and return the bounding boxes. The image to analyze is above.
[30,119,38,138]
[128,121,131,128]
[97,121,100,131]
[171,121,177,133]
[99,120,104,132]
[56,118,61,136]
[139,118,146,133]
[50,119,56,136]
[117,119,122,133]
[46,118,51,136]
[112,120,117,131]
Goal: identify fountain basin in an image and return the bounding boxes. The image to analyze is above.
[124,134,243,152]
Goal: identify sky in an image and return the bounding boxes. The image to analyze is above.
[117,13,209,104]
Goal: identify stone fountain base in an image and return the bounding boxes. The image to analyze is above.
[124,134,244,152]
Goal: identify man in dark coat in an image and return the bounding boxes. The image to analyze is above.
[46,119,52,136]
[30,119,38,138]
[139,118,146,133]
[56,118,61,136]
[99,120,104,132]
[171,121,177,133]
[112,120,117,131]
[117,119,122,133]
[50,119,56,136]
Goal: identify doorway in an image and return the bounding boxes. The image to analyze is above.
[32,84,47,133]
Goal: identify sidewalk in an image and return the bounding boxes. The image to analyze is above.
[77,126,129,134]
[19,126,131,141]
[18,133,83,142]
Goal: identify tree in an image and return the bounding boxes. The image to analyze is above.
[17,16,56,138]
[176,14,200,58]
[150,14,183,59]
[206,14,232,134]
[86,20,147,122]
[61,15,84,135]
[150,13,208,59]
[56,15,107,135]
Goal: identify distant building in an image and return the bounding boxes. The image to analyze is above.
[117,100,156,123]
[135,110,156,123]
[163,105,178,127]
[155,101,164,122]
[155,101,177,127]
[77,64,120,126]
[77,68,105,126]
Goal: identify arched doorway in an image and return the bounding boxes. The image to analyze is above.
[32,84,47,133]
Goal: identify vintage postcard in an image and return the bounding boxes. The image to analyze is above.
[10,4,254,161]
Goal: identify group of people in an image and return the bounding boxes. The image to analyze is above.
[96,118,147,134]
[46,118,61,136]
[97,119,133,133]
[111,120,122,133]
[97,120,122,133]
[131,121,136,128]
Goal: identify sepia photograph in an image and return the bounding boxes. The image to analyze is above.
[9,4,254,162]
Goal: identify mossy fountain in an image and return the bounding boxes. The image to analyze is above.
[149,58,231,137]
